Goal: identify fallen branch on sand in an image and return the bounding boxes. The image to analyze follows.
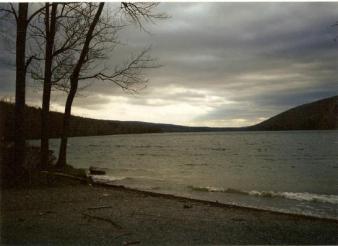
[87,205,112,210]
[81,212,122,229]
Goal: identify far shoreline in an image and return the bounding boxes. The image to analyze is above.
[27,128,338,141]
[2,96,337,141]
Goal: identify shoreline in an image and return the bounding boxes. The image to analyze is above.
[41,170,338,222]
[91,181,338,223]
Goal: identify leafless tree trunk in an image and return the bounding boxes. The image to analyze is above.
[40,3,57,170]
[1,3,45,179]
[13,3,28,176]
[56,3,105,168]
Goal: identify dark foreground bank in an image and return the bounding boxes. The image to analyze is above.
[1,181,338,245]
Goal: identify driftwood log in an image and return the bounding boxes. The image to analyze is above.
[89,166,106,175]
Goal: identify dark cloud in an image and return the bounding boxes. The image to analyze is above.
[0,3,337,126]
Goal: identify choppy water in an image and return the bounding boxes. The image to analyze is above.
[43,131,338,219]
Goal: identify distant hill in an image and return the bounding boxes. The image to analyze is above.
[1,95,337,140]
[248,95,338,131]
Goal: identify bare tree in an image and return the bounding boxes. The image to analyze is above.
[28,3,104,169]
[56,3,106,168]
[30,3,87,169]
[14,3,28,177]
[0,2,166,173]
[0,3,44,178]
[55,3,164,168]
[39,3,57,169]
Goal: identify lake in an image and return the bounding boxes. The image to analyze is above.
[42,131,338,219]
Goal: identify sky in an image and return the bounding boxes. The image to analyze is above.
[0,3,338,127]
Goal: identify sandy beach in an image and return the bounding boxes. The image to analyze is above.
[1,180,338,245]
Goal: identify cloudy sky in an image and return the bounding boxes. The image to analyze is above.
[1,3,338,127]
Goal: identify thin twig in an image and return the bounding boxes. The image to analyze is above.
[82,212,123,229]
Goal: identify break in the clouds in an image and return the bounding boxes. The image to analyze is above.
[1,3,337,127]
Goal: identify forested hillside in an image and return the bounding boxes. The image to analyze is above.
[249,96,338,131]
[0,101,235,140]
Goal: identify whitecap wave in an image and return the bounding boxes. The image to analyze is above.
[91,175,128,184]
[188,186,338,204]
[90,174,166,185]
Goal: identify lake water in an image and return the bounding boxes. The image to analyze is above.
[44,131,338,220]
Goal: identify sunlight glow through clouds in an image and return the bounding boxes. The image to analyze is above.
[60,86,239,126]
[190,118,265,128]
[48,87,240,127]
[86,99,213,125]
